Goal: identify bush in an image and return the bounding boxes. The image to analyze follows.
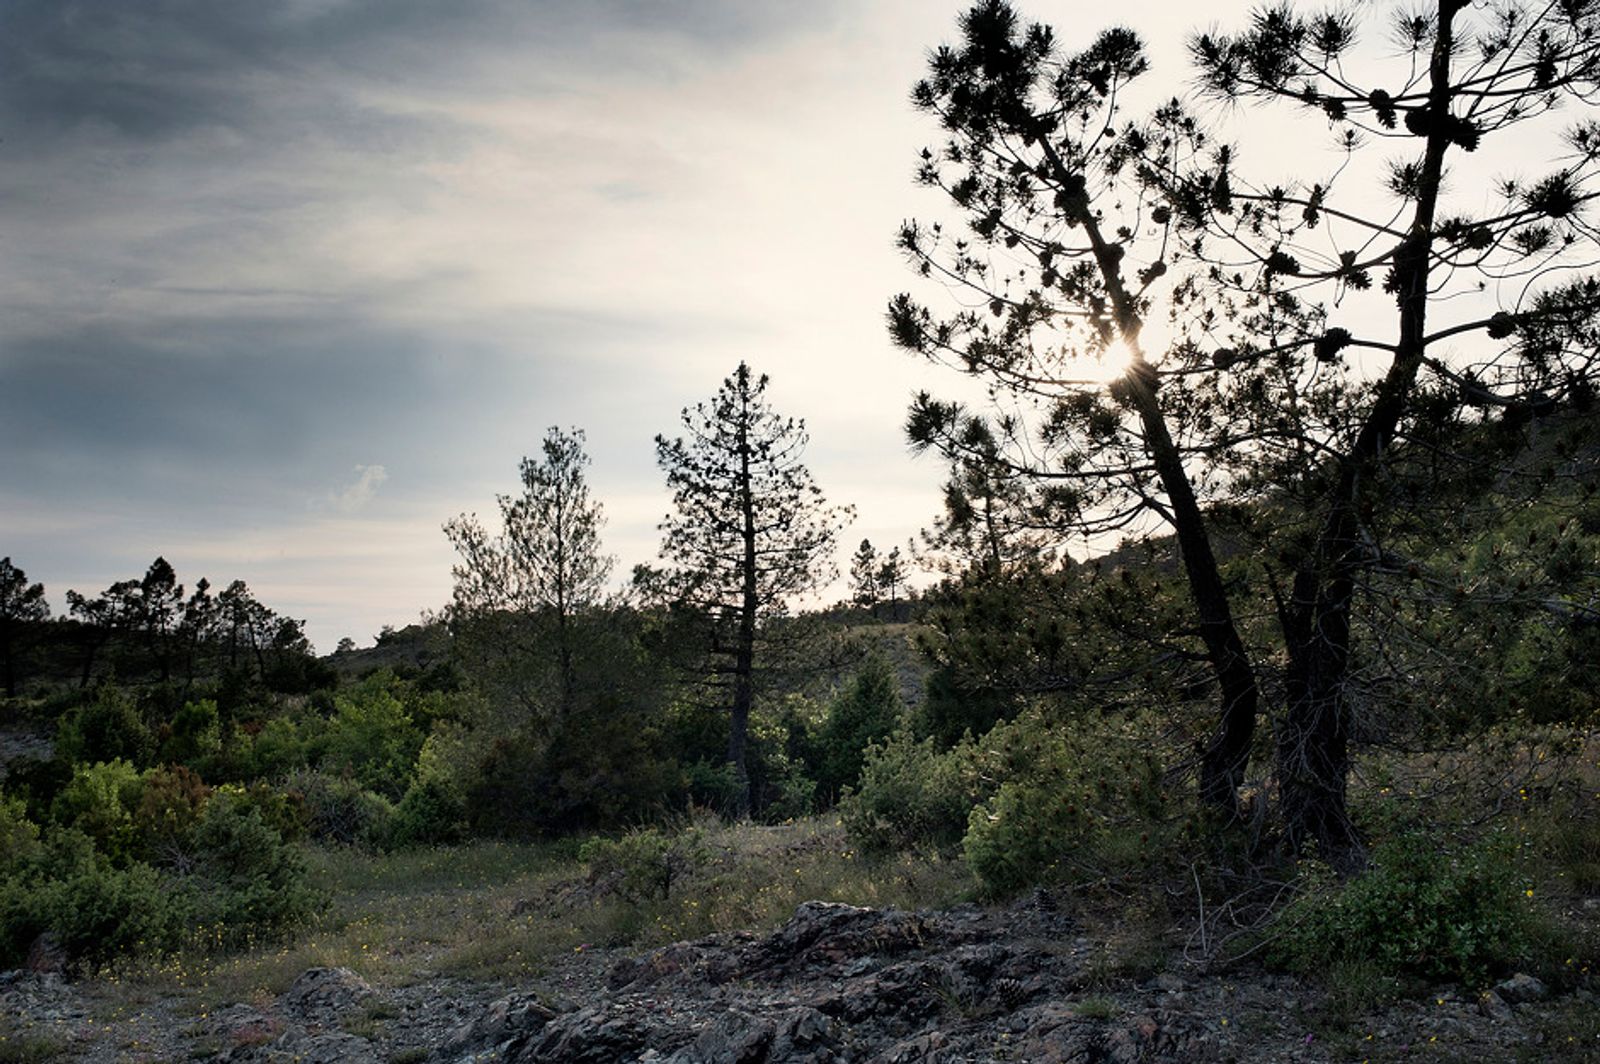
[465,701,686,837]
[961,710,1169,895]
[132,764,211,866]
[389,776,466,847]
[841,728,985,853]
[579,827,708,904]
[815,655,903,805]
[50,760,143,864]
[1271,829,1539,987]
[1,756,72,823]
[159,698,222,767]
[284,770,394,848]
[55,686,154,768]
[0,801,321,968]
[185,793,323,944]
[0,829,187,969]
[322,673,424,801]
[0,796,41,865]
[247,715,312,779]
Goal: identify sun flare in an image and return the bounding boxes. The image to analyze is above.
[1080,340,1135,385]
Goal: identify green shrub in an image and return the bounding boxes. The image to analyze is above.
[247,715,313,778]
[815,654,904,805]
[50,760,143,864]
[1,756,72,823]
[186,793,323,945]
[322,673,424,801]
[841,728,985,853]
[285,770,394,847]
[159,698,222,766]
[0,829,187,969]
[1270,829,1539,987]
[0,797,41,865]
[466,702,686,837]
[42,852,186,966]
[131,764,212,864]
[683,759,741,814]
[579,827,708,904]
[225,780,308,844]
[0,792,320,968]
[961,710,1169,895]
[55,686,154,767]
[390,776,466,847]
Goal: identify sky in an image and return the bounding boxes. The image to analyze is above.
[0,0,1277,651]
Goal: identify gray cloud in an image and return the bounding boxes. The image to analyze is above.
[0,0,963,650]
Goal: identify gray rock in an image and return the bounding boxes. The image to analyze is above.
[436,990,557,1060]
[1479,990,1515,1023]
[279,966,377,1024]
[25,932,64,974]
[521,1002,661,1063]
[1494,973,1548,1004]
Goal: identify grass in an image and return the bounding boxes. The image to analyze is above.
[87,815,973,1016]
[0,1021,70,1064]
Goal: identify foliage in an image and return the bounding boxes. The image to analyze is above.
[842,728,988,853]
[321,672,424,801]
[390,776,466,847]
[55,685,154,768]
[0,796,41,865]
[445,426,614,719]
[815,654,904,804]
[579,826,709,904]
[849,539,880,610]
[1271,830,1540,987]
[185,792,323,945]
[0,557,49,697]
[50,759,143,864]
[961,709,1170,895]
[283,770,395,848]
[159,697,222,766]
[131,764,212,865]
[893,0,1600,852]
[464,694,686,837]
[652,362,853,814]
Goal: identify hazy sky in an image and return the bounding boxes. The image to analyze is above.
[1,0,1268,650]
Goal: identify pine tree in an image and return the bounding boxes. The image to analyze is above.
[0,558,49,697]
[654,363,852,815]
[849,539,881,612]
[894,0,1600,856]
[445,426,613,719]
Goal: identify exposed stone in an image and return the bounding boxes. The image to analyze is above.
[436,990,557,1059]
[1494,973,1548,1004]
[278,966,377,1024]
[1479,990,1515,1023]
[25,932,64,974]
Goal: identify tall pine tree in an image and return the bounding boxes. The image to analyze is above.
[654,363,852,815]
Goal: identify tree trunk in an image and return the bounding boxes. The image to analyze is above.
[1276,0,1457,861]
[1124,372,1261,816]
[1059,174,1262,819]
[729,405,759,818]
[1,629,14,698]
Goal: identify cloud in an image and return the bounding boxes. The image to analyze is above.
[331,464,388,514]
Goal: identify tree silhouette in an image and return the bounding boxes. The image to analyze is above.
[893,0,1600,857]
[654,363,852,815]
[849,539,881,612]
[0,558,49,697]
[445,426,613,719]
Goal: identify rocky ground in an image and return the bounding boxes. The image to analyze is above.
[4,894,1594,1063]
